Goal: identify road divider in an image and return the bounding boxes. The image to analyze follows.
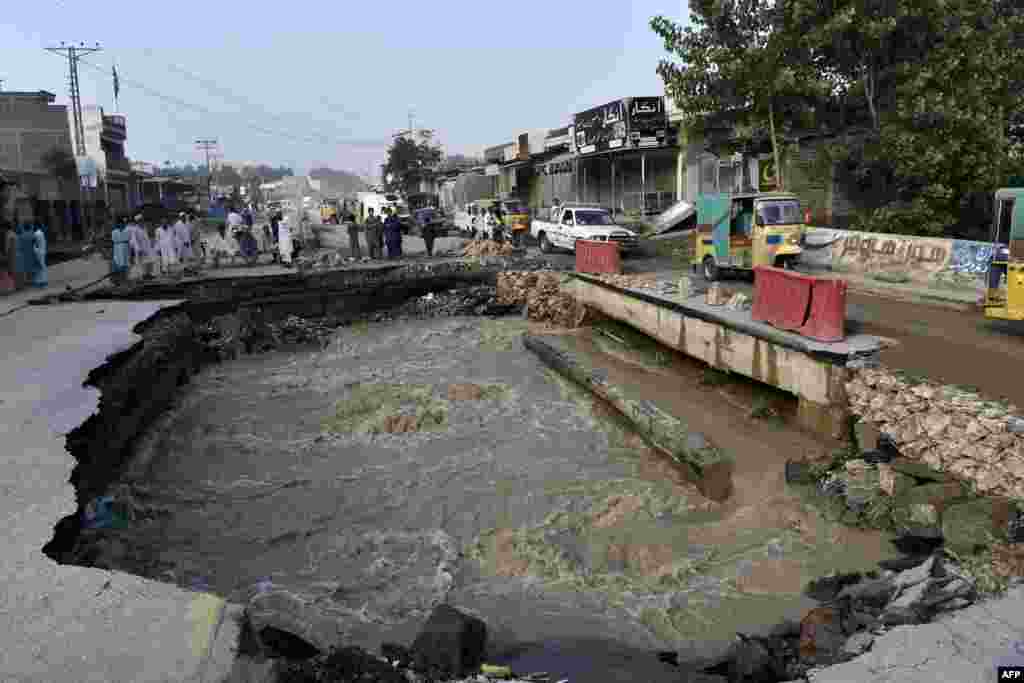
[575,240,622,275]
[753,266,847,343]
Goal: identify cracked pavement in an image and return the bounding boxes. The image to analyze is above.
[807,584,1024,683]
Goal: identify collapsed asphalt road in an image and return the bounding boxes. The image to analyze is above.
[63,287,907,682]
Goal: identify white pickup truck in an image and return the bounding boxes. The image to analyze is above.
[531,205,639,255]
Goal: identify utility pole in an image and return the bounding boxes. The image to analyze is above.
[46,43,101,157]
[47,42,101,233]
[195,139,218,207]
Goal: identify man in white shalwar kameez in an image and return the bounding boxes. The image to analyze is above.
[156,222,178,275]
[173,213,193,263]
[278,215,293,265]
[126,215,149,280]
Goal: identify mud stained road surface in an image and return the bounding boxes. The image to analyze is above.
[100,315,899,676]
[845,293,1024,407]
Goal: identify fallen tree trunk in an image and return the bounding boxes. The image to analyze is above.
[523,332,733,501]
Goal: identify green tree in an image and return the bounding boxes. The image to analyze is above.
[41,146,79,207]
[652,0,823,190]
[383,137,441,195]
[787,0,1024,235]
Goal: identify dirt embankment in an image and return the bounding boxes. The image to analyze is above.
[43,308,203,562]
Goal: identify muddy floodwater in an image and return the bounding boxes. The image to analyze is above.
[94,315,900,671]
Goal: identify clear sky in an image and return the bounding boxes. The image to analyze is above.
[2,0,687,178]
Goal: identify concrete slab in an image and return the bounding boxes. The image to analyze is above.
[808,584,1024,683]
[0,300,240,683]
[0,254,112,317]
[570,272,882,364]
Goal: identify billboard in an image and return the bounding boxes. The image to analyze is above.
[544,126,572,153]
[625,96,672,149]
[484,144,508,164]
[573,100,626,155]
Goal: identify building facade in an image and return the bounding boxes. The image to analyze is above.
[0,90,82,237]
[75,105,131,215]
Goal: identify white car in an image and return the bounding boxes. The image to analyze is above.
[530,205,639,254]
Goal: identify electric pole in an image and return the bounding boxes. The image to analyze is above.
[195,139,218,206]
[46,42,101,157]
[47,43,101,234]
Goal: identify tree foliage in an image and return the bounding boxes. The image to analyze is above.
[41,147,78,182]
[382,137,442,194]
[653,0,1024,237]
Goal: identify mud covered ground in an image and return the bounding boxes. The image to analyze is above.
[81,313,903,678]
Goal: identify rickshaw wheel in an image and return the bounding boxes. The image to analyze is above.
[702,256,719,282]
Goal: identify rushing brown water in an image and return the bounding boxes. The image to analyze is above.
[82,315,899,674]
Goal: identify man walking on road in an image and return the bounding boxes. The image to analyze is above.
[173,212,193,263]
[344,209,361,259]
[364,208,383,259]
[383,207,402,260]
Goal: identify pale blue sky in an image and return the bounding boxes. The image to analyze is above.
[2,0,687,177]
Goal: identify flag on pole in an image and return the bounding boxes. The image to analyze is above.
[112,65,120,100]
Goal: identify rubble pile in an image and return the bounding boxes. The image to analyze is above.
[703,551,983,682]
[591,273,658,290]
[461,240,515,258]
[496,271,593,327]
[270,315,343,346]
[248,602,571,683]
[846,366,1024,500]
[384,285,519,319]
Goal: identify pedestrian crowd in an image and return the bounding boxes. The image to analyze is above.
[1,221,48,291]
[344,202,406,261]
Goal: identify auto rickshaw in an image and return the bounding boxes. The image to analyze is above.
[983,188,1024,320]
[694,192,806,281]
[319,199,340,224]
[499,198,530,235]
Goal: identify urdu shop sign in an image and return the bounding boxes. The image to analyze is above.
[538,159,574,175]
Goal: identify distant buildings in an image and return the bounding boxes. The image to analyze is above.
[75,105,131,213]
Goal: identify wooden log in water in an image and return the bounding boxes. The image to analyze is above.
[523,332,734,501]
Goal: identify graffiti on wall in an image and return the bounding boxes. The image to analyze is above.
[803,228,993,284]
[949,240,996,277]
[838,233,949,265]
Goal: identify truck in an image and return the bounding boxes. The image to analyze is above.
[530,205,640,255]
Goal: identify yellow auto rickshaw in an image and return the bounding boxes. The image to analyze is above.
[694,192,806,281]
[983,188,1024,320]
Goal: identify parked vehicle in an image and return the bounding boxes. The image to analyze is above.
[500,199,530,236]
[530,205,639,254]
[983,187,1024,320]
[319,199,340,224]
[694,192,805,281]
[412,207,448,237]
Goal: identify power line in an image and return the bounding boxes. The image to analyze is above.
[59,53,390,150]
[137,48,364,143]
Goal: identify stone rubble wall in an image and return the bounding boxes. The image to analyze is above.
[845,365,1024,500]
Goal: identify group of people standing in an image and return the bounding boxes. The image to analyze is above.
[110,212,201,283]
[350,206,403,260]
[2,222,48,290]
